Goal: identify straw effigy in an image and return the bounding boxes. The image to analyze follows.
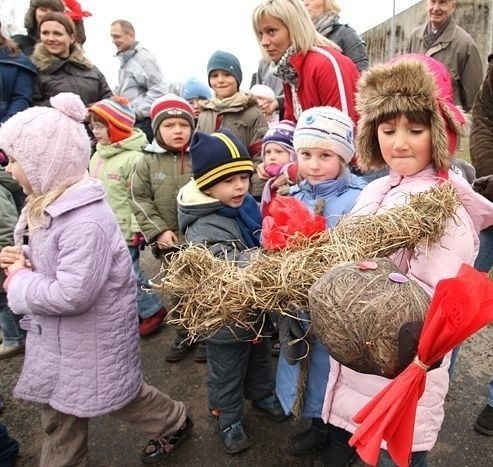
[309,258,430,378]
[154,183,458,339]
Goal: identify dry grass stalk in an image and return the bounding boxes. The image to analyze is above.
[156,184,458,337]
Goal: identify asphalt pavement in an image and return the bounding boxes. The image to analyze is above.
[1,250,492,466]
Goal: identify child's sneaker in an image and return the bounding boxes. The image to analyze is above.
[474,404,493,435]
[139,307,167,337]
[140,416,193,464]
[165,341,194,362]
[221,421,250,454]
[252,394,290,421]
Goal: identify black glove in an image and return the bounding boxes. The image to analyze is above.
[278,314,308,365]
[397,320,441,374]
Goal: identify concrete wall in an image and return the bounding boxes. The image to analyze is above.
[362,0,493,67]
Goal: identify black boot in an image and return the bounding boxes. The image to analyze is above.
[314,425,356,467]
[474,404,493,435]
[287,418,330,456]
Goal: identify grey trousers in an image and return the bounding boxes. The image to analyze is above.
[39,383,186,467]
[207,337,274,430]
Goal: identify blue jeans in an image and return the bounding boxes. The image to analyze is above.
[128,246,163,319]
[0,294,25,346]
[487,379,493,407]
[378,450,427,467]
[475,227,493,272]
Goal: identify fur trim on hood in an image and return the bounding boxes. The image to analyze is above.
[356,54,466,173]
[31,41,92,72]
[24,0,65,37]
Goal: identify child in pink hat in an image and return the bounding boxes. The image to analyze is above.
[0,92,192,465]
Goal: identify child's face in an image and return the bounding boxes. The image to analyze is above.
[6,156,32,195]
[377,114,433,177]
[263,142,291,168]
[187,98,208,118]
[159,118,192,149]
[297,147,342,185]
[209,70,238,99]
[204,173,250,208]
[90,122,111,145]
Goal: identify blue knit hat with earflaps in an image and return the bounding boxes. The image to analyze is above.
[191,128,253,191]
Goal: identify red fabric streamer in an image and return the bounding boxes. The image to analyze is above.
[261,197,327,251]
[63,0,92,20]
[349,264,493,466]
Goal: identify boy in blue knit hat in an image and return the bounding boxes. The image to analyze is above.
[176,128,288,454]
[180,77,211,124]
[197,50,268,200]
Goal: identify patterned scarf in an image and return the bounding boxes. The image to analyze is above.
[273,45,302,118]
[216,193,262,248]
[272,45,298,87]
[312,13,338,37]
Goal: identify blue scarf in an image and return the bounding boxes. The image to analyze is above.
[216,194,262,248]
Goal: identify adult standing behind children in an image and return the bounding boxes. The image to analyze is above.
[0,92,192,466]
[129,94,207,363]
[30,12,111,107]
[196,50,268,200]
[468,54,493,437]
[111,20,168,143]
[0,23,37,125]
[252,0,360,125]
[302,0,369,72]
[177,128,288,454]
[407,0,482,112]
[88,96,167,338]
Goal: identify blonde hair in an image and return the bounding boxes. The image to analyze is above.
[324,0,342,14]
[252,0,332,55]
[25,187,67,233]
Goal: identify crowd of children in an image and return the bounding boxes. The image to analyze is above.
[0,10,492,464]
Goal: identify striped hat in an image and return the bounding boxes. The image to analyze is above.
[293,106,355,164]
[191,128,253,191]
[89,96,135,143]
[150,94,195,150]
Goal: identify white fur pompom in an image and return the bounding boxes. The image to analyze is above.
[50,92,88,122]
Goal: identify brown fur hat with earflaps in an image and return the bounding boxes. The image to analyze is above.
[355,53,466,173]
[24,0,65,37]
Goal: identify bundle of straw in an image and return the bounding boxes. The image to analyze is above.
[156,184,458,338]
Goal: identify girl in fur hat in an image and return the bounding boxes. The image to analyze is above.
[317,54,493,466]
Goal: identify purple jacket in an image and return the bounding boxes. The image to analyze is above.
[7,178,143,417]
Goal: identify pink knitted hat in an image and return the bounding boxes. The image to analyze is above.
[0,92,90,196]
